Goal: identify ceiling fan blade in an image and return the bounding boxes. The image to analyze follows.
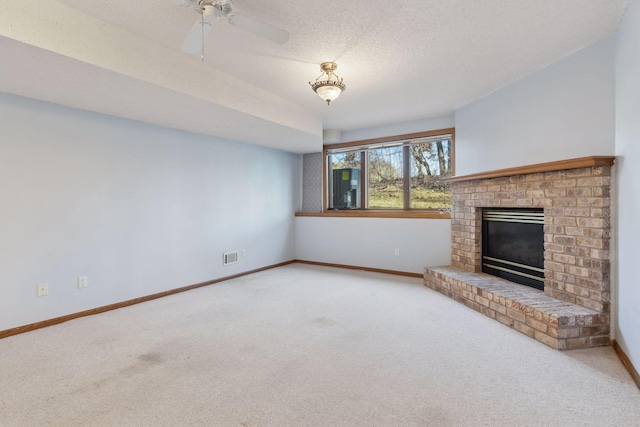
[228,14,289,44]
[182,20,213,54]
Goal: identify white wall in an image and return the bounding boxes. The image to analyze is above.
[0,93,301,331]
[615,0,640,373]
[295,217,451,274]
[455,37,616,176]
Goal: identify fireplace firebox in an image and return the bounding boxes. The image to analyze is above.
[482,208,544,290]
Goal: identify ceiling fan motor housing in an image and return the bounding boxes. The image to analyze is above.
[180,0,289,56]
[197,0,233,17]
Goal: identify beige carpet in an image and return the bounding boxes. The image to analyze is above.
[0,264,638,426]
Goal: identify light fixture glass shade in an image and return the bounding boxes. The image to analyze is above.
[310,62,346,105]
[315,84,343,103]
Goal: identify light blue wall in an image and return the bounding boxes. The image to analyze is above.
[455,37,615,175]
[341,115,455,143]
[614,0,640,373]
[0,93,301,331]
[295,216,451,274]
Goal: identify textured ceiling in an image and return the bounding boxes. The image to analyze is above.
[0,0,629,153]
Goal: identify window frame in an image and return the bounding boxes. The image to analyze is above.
[321,128,455,218]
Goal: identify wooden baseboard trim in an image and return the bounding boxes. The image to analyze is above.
[0,261,295,340]
[294,259,422,278]
[613,340,640,389]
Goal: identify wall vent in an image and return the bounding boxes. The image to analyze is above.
[223,251,239,265]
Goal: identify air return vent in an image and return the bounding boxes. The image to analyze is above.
[223,251,239,265]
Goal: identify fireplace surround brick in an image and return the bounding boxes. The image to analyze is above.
[424,157,615,350]
[425,266,609,350]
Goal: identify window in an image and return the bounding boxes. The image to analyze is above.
[324,129,454,212]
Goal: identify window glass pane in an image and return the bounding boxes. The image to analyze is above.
[409,138,452,209]
[368,145,404,209]
[329,150,361,209]
[324,131,454,212]
[330,150,361,170]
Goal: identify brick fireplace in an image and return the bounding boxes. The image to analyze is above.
[424,156,615,350]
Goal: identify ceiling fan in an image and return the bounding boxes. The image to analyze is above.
[167,0,289,59]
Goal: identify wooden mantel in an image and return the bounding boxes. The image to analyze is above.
[440,156,615,184]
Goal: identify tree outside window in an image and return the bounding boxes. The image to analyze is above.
[325,130,453,211]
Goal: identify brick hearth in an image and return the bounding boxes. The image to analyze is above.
[424,156,615,350]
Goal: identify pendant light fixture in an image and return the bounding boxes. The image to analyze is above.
[309,62,346,105]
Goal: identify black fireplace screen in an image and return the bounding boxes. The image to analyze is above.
[482,208,544,290]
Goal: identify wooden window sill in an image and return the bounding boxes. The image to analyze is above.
[295,210,451,219]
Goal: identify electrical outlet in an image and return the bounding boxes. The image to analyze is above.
[241,249,246,257]
[78,276,88,288]
[394,248,400,256]
[37,283,48,297]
